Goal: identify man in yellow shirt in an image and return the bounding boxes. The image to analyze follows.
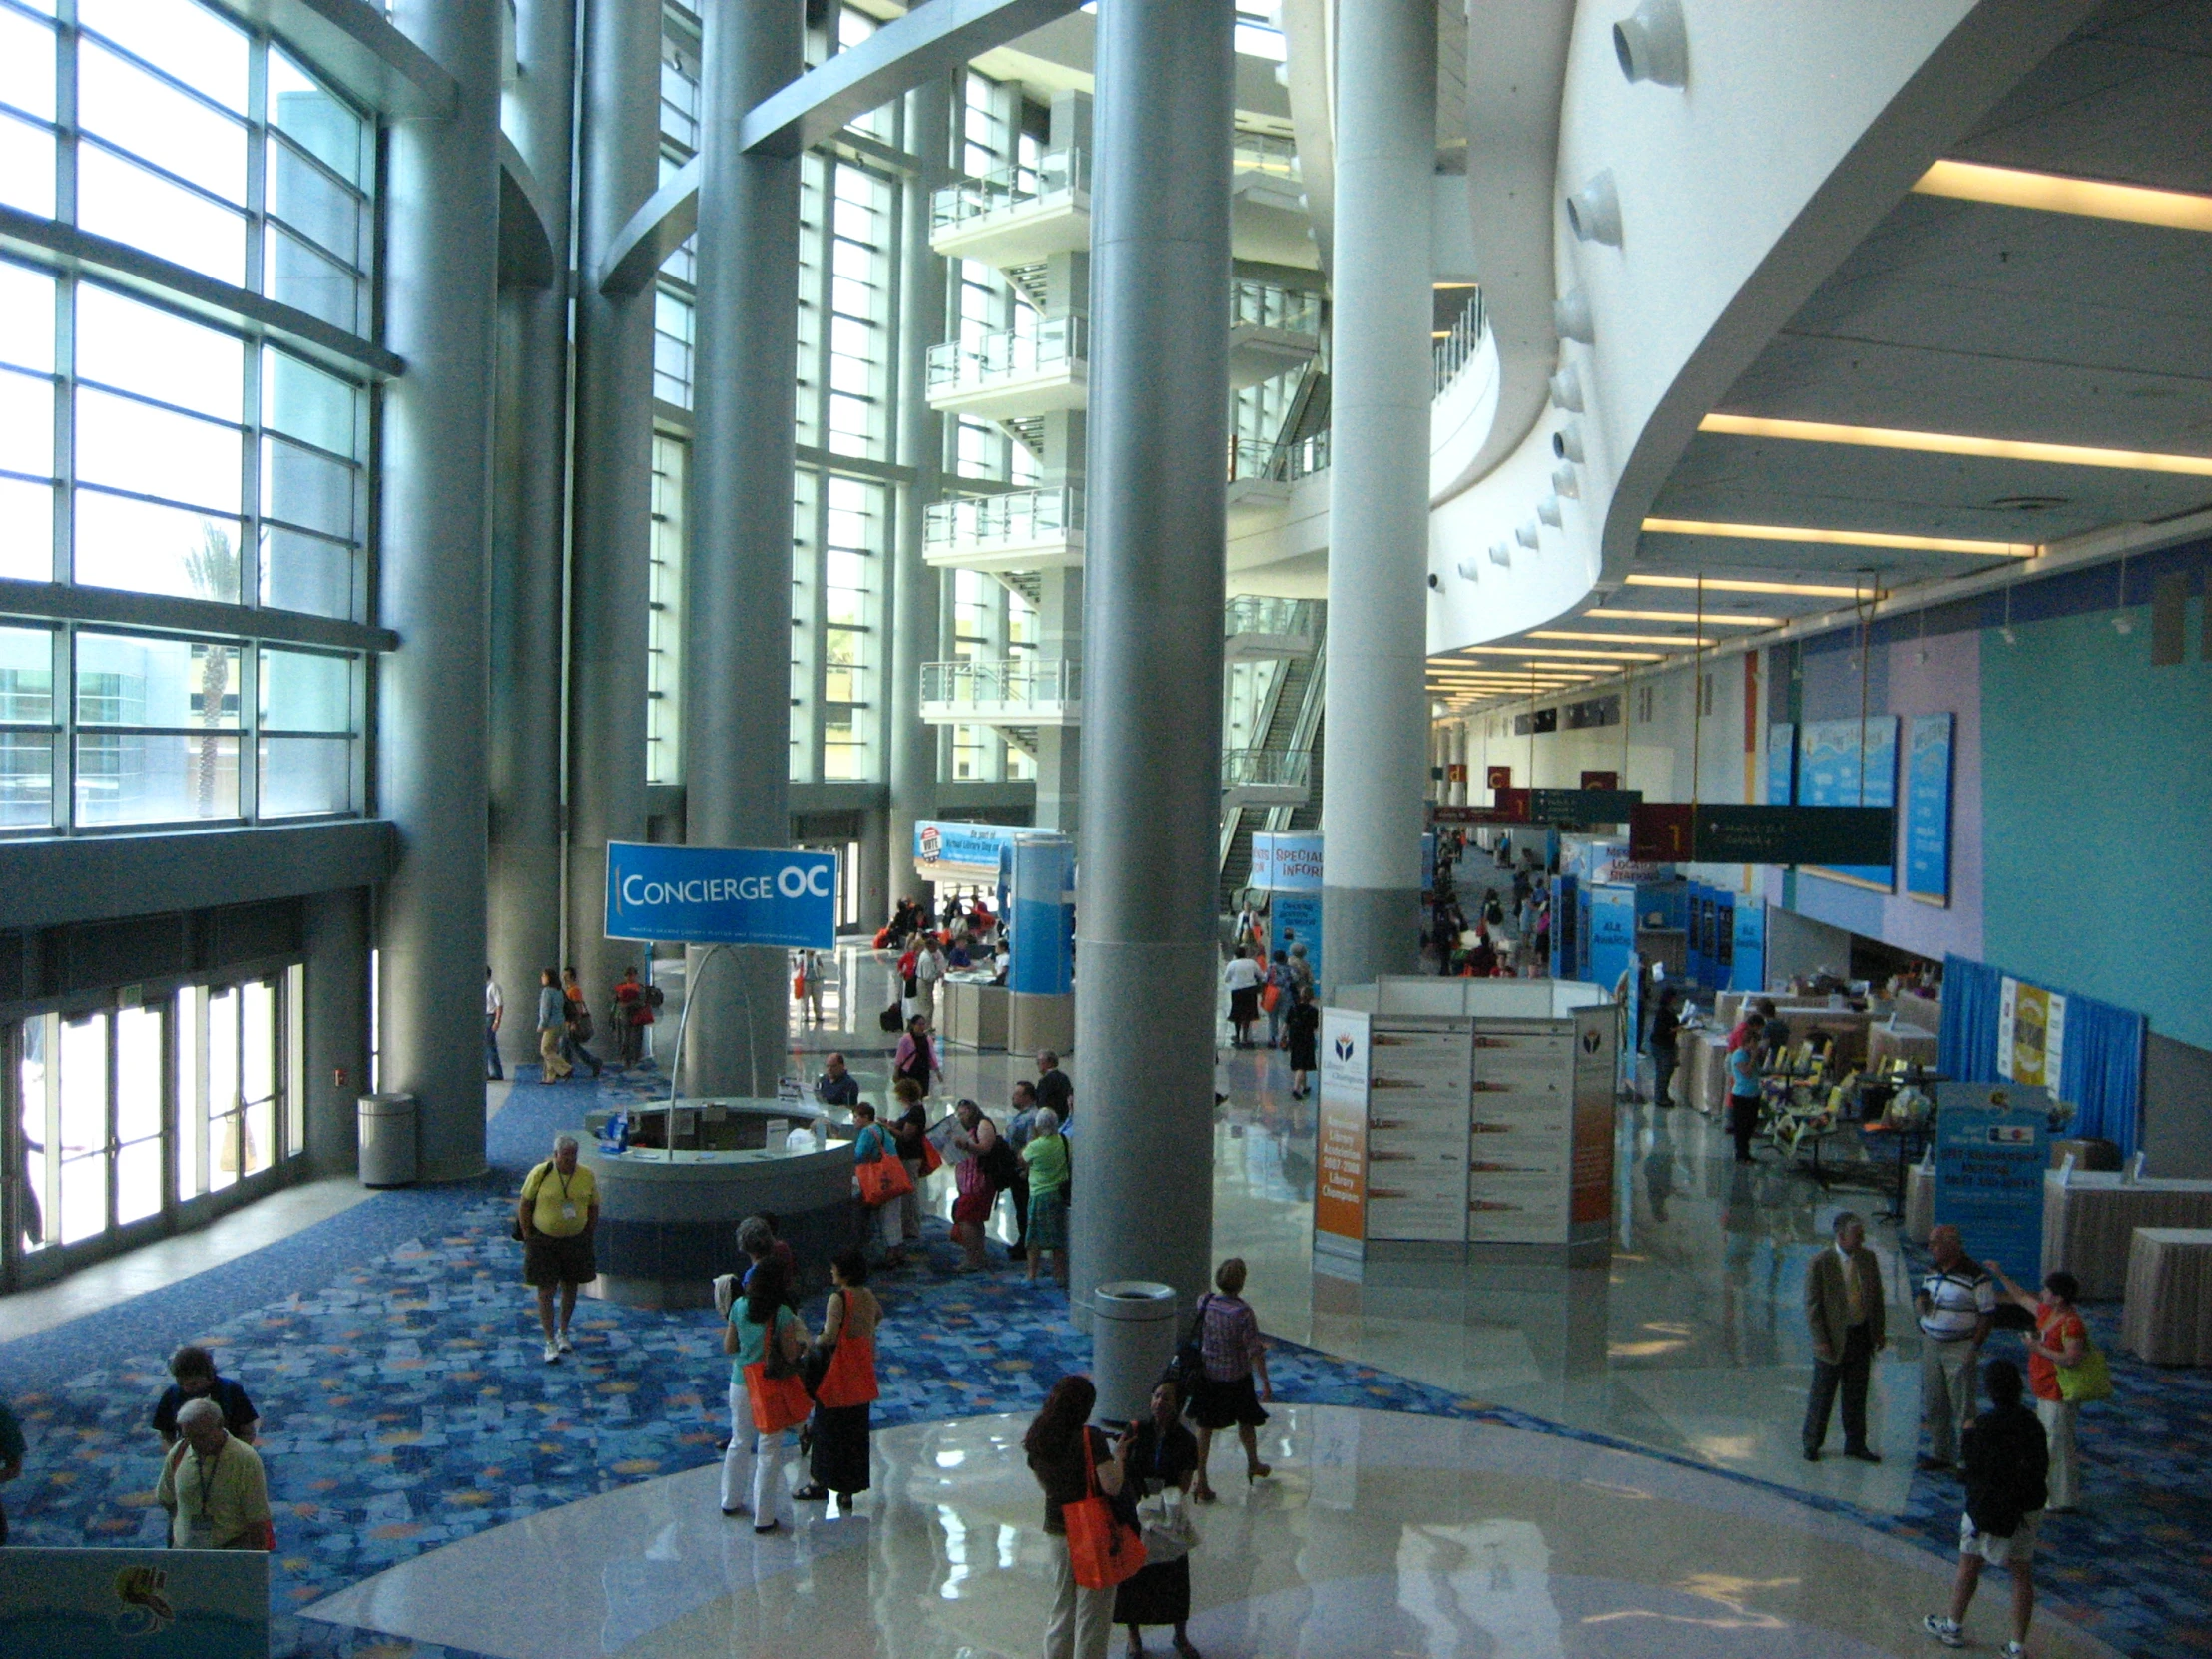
[518,1133,598,1364]
[155,1397,271,1550]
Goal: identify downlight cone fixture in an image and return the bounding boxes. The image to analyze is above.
[1554,288,1595,343]
[1537,495,1564,528]
[1566,170,1623,245]
[1551,463,1581,498]
[1515,519,1542,550]
[1553,423,1585,463]
[1614,0,1688,87]
[1549,365,1585,412]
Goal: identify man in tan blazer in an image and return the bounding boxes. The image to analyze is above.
[1804,1210,1886,1462]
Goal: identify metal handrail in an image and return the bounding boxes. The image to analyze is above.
[1433,290,1487,398]
[926,315,1088,395]
[931,148,1088,233]
[920,657,1082,708]
[1227,428,1331,484]
[1221,749,1311,790]
[1230,279,1322,337]
[1233,130,1300,180]
[924,486,1085,551]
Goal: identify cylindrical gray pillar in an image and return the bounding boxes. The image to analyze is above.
[488,0,574,1073]
[1321,0,1434,999]
[566,0,664,1012]
[682,0,803,1097]
[887,77,951,914]
[301,886,370,1176]
[378,0,503,1180]
[1070,0,1234,1321]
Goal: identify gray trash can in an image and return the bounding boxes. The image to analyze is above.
[1091,1280,1179,1426]
[357,1093,418,1188]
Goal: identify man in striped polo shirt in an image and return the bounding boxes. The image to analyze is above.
[1916,1224,1995,1471]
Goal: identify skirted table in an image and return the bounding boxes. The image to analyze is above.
[2041,1172,2212,1300]
[2121,1228,2212,1365]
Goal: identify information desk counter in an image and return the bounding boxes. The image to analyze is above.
[938,977,1010,1049]
[578,1097,857,1310]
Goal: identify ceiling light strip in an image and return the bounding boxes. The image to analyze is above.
[1626,572,1864,598]
[1641,516,2035,557]
[1701,411,2212,478]
[1914,158,2212,236]
[1588,607,1782,626]
[1530,630,1714,647]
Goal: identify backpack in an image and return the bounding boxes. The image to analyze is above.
[979,1118,1020,1188]
[645,984,665,1009]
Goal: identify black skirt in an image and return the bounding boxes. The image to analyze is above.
[1114,1553,1191,1626]
[810,1402,871,1494]
[1188,1371,1268,1431]
[1288,1036,1318,1070]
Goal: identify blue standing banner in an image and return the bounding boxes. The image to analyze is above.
[604,841,838,948]
[1933,1081,2051,1275]
[1904,713,1954,906]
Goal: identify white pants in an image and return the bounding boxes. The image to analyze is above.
[1922,1339,1977,1464]
[1045,1535,1116,1659]
[720,1382,794,1527]
[2037,1394,2079,1509]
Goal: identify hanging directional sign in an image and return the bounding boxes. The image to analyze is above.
[1628,804,1896,867]
[1528,787,1642,825]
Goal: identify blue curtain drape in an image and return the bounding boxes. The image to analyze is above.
[1939,954,2003,1084]
[1938,953,2145,1157]
[2060,995,2147,1160]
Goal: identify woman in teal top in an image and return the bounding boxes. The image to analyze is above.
[1728,1014,1766,1165]
[849,1102,905,1259]
[721,1259,806,1533]
[1021,1108,1071,1287]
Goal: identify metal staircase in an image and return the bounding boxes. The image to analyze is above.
[1218,614,1326,909]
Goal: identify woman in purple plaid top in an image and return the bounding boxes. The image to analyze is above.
[1188,1257,1274,1503]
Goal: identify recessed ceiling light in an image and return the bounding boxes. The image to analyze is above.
[1642,516,2035,557]
[1700,411,2212,479]
[1914,158,2212,235]
[1990,495,2070,511]
[1589,607,1782,626]
[1530,629,1713,647]
[1626,573,1867,598]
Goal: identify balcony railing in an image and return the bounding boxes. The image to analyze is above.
[921,657,1082,713]
[1228,428,1331,484]
[1225,596,1306,639]
[1222,749,1312,792]
[932,148,1087,235]
[927,315,1088,399]
[1231,279,1322,337]
[1233,130,1300,180]
[1433,289,1487,397]
[924,486,1085,555]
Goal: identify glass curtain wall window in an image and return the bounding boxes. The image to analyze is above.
[655,12,700,409]
[647,434,686,786]
[10,966,301,1270]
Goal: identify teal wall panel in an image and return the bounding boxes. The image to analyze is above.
[1981,599,2212,1051]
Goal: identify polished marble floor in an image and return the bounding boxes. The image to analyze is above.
[303,1406,2121,1659]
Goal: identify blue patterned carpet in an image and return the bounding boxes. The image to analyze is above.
[0,1068,2204,1658]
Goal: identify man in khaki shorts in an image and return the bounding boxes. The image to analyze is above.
[1922,1360,2048,1656]
[518,1134,598,1363]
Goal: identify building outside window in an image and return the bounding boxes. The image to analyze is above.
[647,434,687,786]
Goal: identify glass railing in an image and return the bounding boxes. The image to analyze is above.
[926,315,1088,398]
[1227,428,1331,484]
[1225,596,1308,639]
[1233,130,1301,181]
[1222,749,1312,791]
[931,148,1088,234]
[1433,289,1487,397]
[1231,279,1322,337]
[924,486,1085,554]
[921,657,1082,711]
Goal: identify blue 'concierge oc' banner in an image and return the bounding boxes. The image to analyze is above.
[604,841,837,948]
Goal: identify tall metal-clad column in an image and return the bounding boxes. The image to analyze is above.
[888,77,952,913]
[1069,0,1235,1319]
[566,0,664,1007]
[379,0,503,1178]
[488,0,573,1073]
[1321,0,1434,997]
[682,0,802,1096]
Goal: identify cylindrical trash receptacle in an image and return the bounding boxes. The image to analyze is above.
[357,1093,419,1187]
[1091,1280,1180,1426]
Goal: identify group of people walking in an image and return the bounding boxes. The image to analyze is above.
[486,964,660,1083]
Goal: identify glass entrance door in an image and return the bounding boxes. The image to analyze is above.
[13,1000,172,1263]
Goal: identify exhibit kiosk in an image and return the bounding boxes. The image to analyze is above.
[1316,977,1620,1268]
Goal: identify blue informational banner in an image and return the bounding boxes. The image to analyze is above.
[1421,830,1436,894]
[1271,892,1322,985]
[1767,721,1797,805]
[1798,716,1899,889]
[914,820,1028,881]
[604,841,837,948]
[1729,899,1766,993]
[1248,831,1323,892]
[0,1547,269,1658]
[1009,834,1074,996]
[1904,713,1954,905]
[1933,1081,2052,1275]
[1586,883,1637,996]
